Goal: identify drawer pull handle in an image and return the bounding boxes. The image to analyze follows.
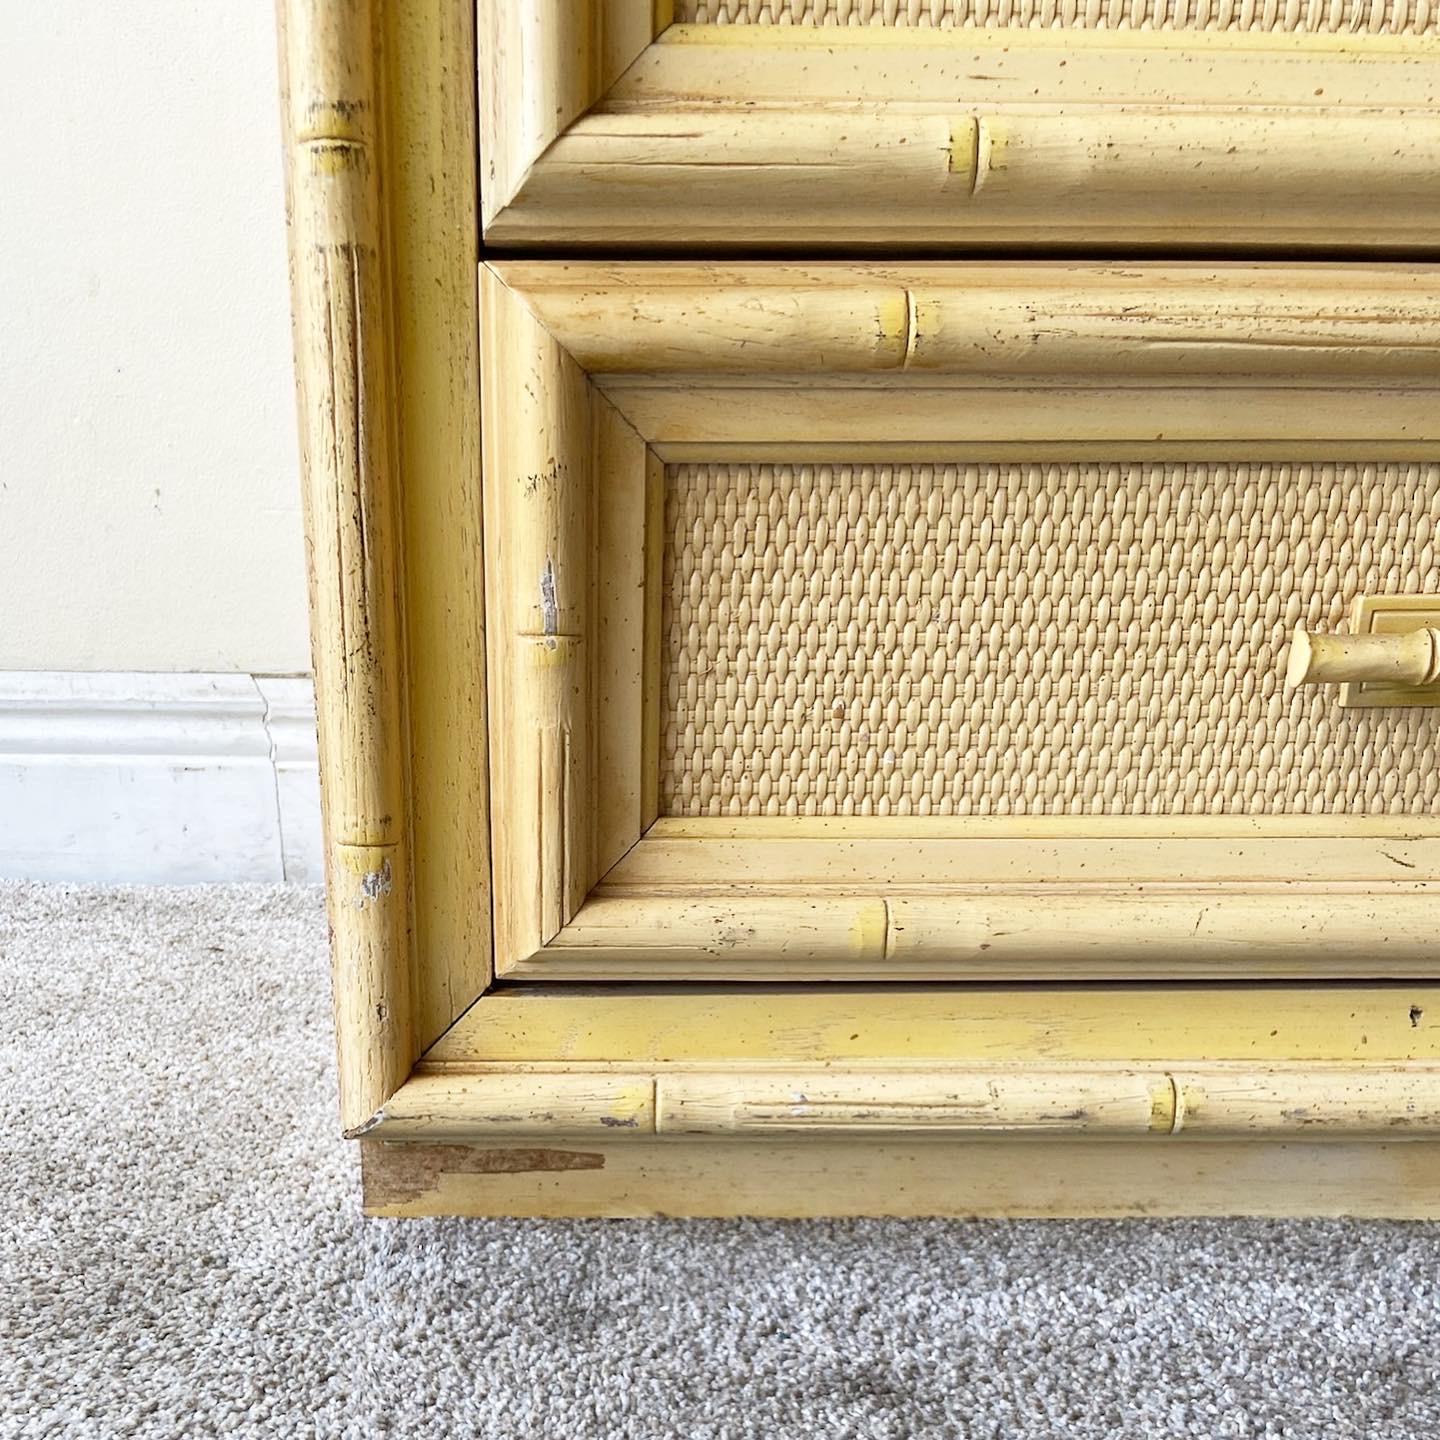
[1287,625,1440,690]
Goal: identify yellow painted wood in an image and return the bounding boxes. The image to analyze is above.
[485,25,1440,248]
[658,26,1433,55]
[477,0,663,225]
[1289,625,1440,691]
[479,263,1440,981]
[1172,1066,1440,1136]
[426,986,1440,1066]
[381,0,492,1047]
[883,891,1440,979]
[640,446,665,833]
[481,269,597,969]
[659,1065,1440,1137]
[495,264,1440,453]
[650,817,1440,837]
[507,888,1440,979]
[593,397,651,878]
[1340,594,1440,709]
[651,441,1440,465]
[504,263,1440,378]
[660,1068,1176,1135]
[602,382,1439,448]
[506,893,890,978]
[378,976,1440,1196]
[361,1136,1440,1218]
[620,824,1440,882]
[371,1072,657,1139]
[278,0,414,1132]
[371,1062,1440,1139]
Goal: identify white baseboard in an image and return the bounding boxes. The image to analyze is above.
[0,672,321,884]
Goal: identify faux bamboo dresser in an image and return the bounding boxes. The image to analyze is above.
[278,0,1440,1217]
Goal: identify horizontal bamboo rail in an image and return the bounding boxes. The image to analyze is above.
[502,264,1440,377]
[372,1064,1440,1140]
[502,887,1440,980]
[488,25,1440,248]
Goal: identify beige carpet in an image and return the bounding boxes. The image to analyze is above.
[5,881,1440,1438]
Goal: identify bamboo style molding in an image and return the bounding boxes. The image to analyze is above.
[371,1063,1440,1139]
[279,0,491,1132]
[516,888,1440,981]
[507,263,1440,380]
[480,3,1440,248]
[279,0,414,1131]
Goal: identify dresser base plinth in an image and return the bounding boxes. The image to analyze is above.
[361,1137,1440,1221]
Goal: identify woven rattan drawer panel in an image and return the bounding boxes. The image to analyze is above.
[678,0,1435,32]
[660,461,1440,817]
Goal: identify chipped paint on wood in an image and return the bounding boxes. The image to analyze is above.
[946,114,981,192]
[353,857,394,909]
[539,556,559,646]
[362,1140,606,1209]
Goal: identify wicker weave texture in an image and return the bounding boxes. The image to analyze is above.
[677,0,1435,31]
[660,462,1440,817]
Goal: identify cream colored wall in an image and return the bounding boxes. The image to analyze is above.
[0,3,310,673]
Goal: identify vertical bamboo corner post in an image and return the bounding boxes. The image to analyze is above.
[277,0,414,1133]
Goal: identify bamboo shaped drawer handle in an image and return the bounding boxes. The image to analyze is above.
[1286,626,1440,689]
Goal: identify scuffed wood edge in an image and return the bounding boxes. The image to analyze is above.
[278,0,414,1132]
[361,1135,1440,1218]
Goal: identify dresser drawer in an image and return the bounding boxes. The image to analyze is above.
[479,2,1440,249]
[473,261,1440,981]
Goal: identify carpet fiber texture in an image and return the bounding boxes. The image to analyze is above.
[4,881,1440,1438]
